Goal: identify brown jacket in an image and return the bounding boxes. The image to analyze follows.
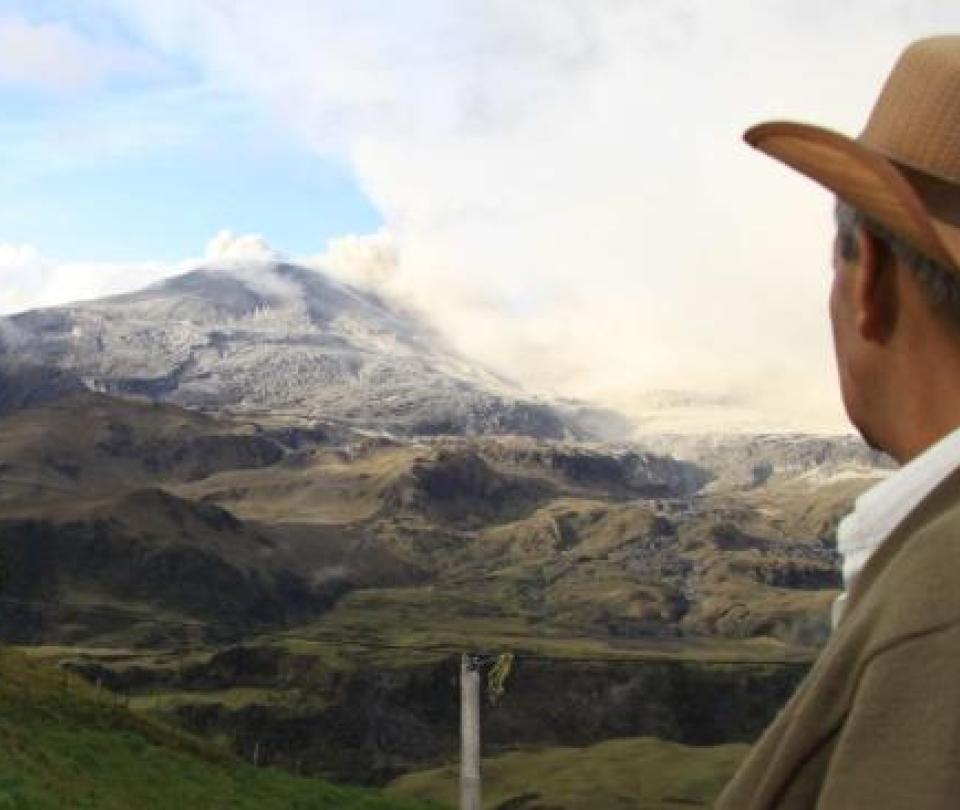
[715,466,960,809]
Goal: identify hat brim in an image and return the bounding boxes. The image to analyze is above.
[744,120,959,270]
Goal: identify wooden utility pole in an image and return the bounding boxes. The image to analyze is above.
[460,653,481,810]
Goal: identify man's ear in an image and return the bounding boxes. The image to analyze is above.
[853,226,898,342]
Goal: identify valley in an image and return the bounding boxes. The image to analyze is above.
[0,375,883,797]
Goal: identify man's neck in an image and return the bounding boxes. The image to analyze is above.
[882,359,960,463]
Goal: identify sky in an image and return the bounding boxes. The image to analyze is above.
[2,1,959,434]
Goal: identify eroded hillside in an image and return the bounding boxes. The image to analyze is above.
[0,365,888,785]
[0,373,884,652]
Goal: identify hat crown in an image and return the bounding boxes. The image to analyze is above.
[862,35,960,184]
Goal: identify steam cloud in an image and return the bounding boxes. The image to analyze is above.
[205,230,281,263]
[308,230,398,292]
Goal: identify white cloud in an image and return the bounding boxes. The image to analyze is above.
[0,242,176,315]
[33,2,960,430]
[0,232,302,315]
[0,14,159,91]
[0,243,43,313]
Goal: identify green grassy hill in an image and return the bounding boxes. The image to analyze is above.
[388,737,748,810]
[0,647,445,810]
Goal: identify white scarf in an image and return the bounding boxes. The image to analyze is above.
[832,424,960,629]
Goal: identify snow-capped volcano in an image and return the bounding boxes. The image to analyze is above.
[0,260,612,439]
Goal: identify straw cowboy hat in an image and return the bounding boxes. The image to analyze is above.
[745,35,960,272]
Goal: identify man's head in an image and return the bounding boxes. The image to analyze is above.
[829,198,960,459]
[744,36,960,461]
[834,200,960,321]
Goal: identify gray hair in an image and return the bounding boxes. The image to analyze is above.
[834,198,960,324]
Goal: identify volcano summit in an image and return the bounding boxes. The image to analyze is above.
[0,259,619,439]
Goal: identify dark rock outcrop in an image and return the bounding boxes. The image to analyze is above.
[0,364,86,418]
[84,648,809,785]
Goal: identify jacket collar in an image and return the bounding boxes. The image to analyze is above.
[840,461,960,626]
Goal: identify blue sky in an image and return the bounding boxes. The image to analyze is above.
[0,0,382,261]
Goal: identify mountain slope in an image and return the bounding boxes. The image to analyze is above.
[0,386,871,649]
[0,363,87,417]
[0,648,441,810]
[637,432,892,491]
[0,488,344,645]
[0,390,706,646]
[0,261,606,439]
[0,390,299,510]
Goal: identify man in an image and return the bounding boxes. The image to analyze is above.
[716,36,960,809]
